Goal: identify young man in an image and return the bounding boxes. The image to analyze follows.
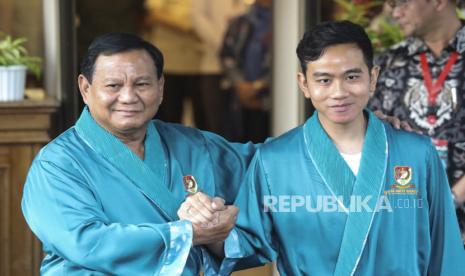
[368,0,465,242]
[180,21,465,275]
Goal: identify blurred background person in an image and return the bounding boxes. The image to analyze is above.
[144,0,203,128]
[368,0,465,244]
[220,0,272,143]
[192,0,247,135]
[145,0,246,134]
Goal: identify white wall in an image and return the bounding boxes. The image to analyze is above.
[271,0,306,137]
[43,0,62,100]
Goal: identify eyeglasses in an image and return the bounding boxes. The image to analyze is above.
[386,0,412,9]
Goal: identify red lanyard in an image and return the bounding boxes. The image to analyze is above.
[420,51,458,124]
[420,51,458,106]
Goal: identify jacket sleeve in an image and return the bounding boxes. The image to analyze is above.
[201,130,260,204]
[426,144,465,275]
[227,151,279,271]
[22,159,193,275]
[202,150,278,275]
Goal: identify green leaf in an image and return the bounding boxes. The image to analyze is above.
[12,38,27,47]
[0,33,42,79]
[334,0,404,54]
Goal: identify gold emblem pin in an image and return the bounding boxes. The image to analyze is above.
[183,175,198,195]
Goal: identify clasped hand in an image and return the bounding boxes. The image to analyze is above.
[178,192,238,246]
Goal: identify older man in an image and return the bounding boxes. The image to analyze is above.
[368,0,465,243]
[21,33,256,275]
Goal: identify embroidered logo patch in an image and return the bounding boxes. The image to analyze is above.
[183,175,198,195]
[394,166,413,187]
[384,166,417,195]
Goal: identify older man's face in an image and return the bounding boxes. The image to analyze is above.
[78,49,164,139]
[389,0,437,38]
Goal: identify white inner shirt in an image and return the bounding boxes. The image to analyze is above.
[340,152,362,176]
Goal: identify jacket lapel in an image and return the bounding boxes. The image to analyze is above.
[304,113,356,210]
[75,107,181,221]
[333,111,388,276]
[304,110,388,275]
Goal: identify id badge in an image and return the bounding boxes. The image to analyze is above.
[432,139,448,169]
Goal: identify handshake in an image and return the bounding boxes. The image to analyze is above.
[177,192,239,247]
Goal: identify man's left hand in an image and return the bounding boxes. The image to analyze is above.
[178,192,239,245]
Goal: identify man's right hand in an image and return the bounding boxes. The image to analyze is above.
[191,205,238,246]
[234,82,262,109]
[178,192,239,245]
[374,110,420,133]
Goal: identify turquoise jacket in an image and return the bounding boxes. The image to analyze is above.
[22,108,257,275]
[225,110,465,275]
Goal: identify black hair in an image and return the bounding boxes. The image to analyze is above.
[80,32,164,83]
[296,20,373,74]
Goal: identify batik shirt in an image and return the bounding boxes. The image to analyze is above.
[369,25,465,240]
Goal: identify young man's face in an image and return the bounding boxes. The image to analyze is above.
[298,43,379,128]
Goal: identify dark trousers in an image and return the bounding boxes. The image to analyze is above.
[241,108,270,143]
[156,74,200,126]
[155,74,225,134]
[223,89,270,144]
[198,74,225,133]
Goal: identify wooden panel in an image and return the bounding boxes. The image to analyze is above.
[0,98,58,144]
[0,163,11,276]
[0,114,50,130]
[0,98,58,276]
[31,144,43,276]
[32,237,41,276]
[0,0,13,33]
[0,147,10,162]
[0,97,59,110]
[9,146,35,275]
[0,131,50,144]
[232,263,273,276]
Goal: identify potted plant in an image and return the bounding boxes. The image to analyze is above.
[0,33,41,101]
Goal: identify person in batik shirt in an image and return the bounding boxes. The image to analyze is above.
[369,0,465,244]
